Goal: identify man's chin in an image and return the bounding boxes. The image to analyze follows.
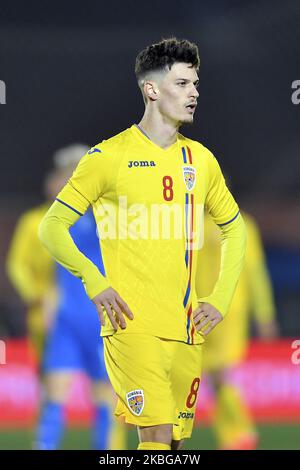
[180,116,194,126]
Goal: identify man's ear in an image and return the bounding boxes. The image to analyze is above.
[143,81,159,102]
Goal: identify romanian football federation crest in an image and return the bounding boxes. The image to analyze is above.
[182,166,196,191]
[126,389,144,416]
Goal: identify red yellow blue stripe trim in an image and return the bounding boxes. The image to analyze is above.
[187,146,193,164]
[184,193,189,267]
[181,146,193,165]
[182,145,195,344]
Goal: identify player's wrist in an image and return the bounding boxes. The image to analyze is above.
[198,296,224,318]
[81,263,110,299]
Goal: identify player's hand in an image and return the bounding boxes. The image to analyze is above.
[92,287,134,330]
[192,302,223,336]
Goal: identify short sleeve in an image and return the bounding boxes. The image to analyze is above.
[205,152,240,226]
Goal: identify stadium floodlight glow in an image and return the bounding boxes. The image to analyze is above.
[0,80,6,104]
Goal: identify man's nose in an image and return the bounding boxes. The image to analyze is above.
[190,85,199,99]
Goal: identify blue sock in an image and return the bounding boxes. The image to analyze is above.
[35,401,65,450]
[92,404,112,450]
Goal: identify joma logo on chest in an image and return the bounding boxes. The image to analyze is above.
[128,160,156,168]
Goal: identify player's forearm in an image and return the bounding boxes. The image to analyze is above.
[39,201,109,299]
[198,213,247,317]
[6,235,43,303]
[7,263,39,302]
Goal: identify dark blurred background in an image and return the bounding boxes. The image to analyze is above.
[1,0,300,336]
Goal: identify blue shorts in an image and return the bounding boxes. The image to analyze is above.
[42,311,108,381]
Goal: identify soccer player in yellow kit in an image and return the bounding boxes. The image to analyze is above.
[7,145,127,450]
[6,176,58,359]
[196,211,278,449]
[6,147,90,360]
[39,38,247,450]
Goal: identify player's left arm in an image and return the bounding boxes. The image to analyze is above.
[193,152,247,336]
[39,148,134,331]
[245,216,278,338]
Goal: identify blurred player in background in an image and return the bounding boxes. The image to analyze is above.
[7,145,125,450]
[6,168,62,360]
[196,209,278,449]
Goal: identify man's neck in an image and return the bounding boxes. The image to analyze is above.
[138,110,179,150]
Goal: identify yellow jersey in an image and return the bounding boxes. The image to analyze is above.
[196,211,275,322]
[196,211,276,367]
[7,203,54,304]
[6,203,55,356]
[53,125,242,344]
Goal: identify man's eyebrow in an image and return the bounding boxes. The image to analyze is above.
[176,78,199,84]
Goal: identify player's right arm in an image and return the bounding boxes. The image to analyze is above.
[7,211,46,303]
[39,148,133,329]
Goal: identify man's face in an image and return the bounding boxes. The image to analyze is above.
[156,62,199,126]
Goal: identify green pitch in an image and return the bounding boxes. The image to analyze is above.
[0,424,299,450]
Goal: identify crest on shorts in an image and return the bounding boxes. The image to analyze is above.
[182,166,196,191]
[126,389,144,416]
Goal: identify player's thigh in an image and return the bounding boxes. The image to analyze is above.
[170,341,202,440]
[43,371,74,403]
[28,305,46,361]
[103,334,177,427]
[203,316,247,372]
[138,423,173,445]
[91,380,114,404]
[83,334,110,383]
[42,315,83,373]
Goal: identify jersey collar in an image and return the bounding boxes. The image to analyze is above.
[131,124,179,153]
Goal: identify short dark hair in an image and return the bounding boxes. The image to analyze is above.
[135,37,200,83]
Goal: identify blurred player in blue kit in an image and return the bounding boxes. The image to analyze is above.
[36,145,125,449]
[7,144,124,449]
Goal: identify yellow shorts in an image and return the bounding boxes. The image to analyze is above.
[104,334,202,440]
